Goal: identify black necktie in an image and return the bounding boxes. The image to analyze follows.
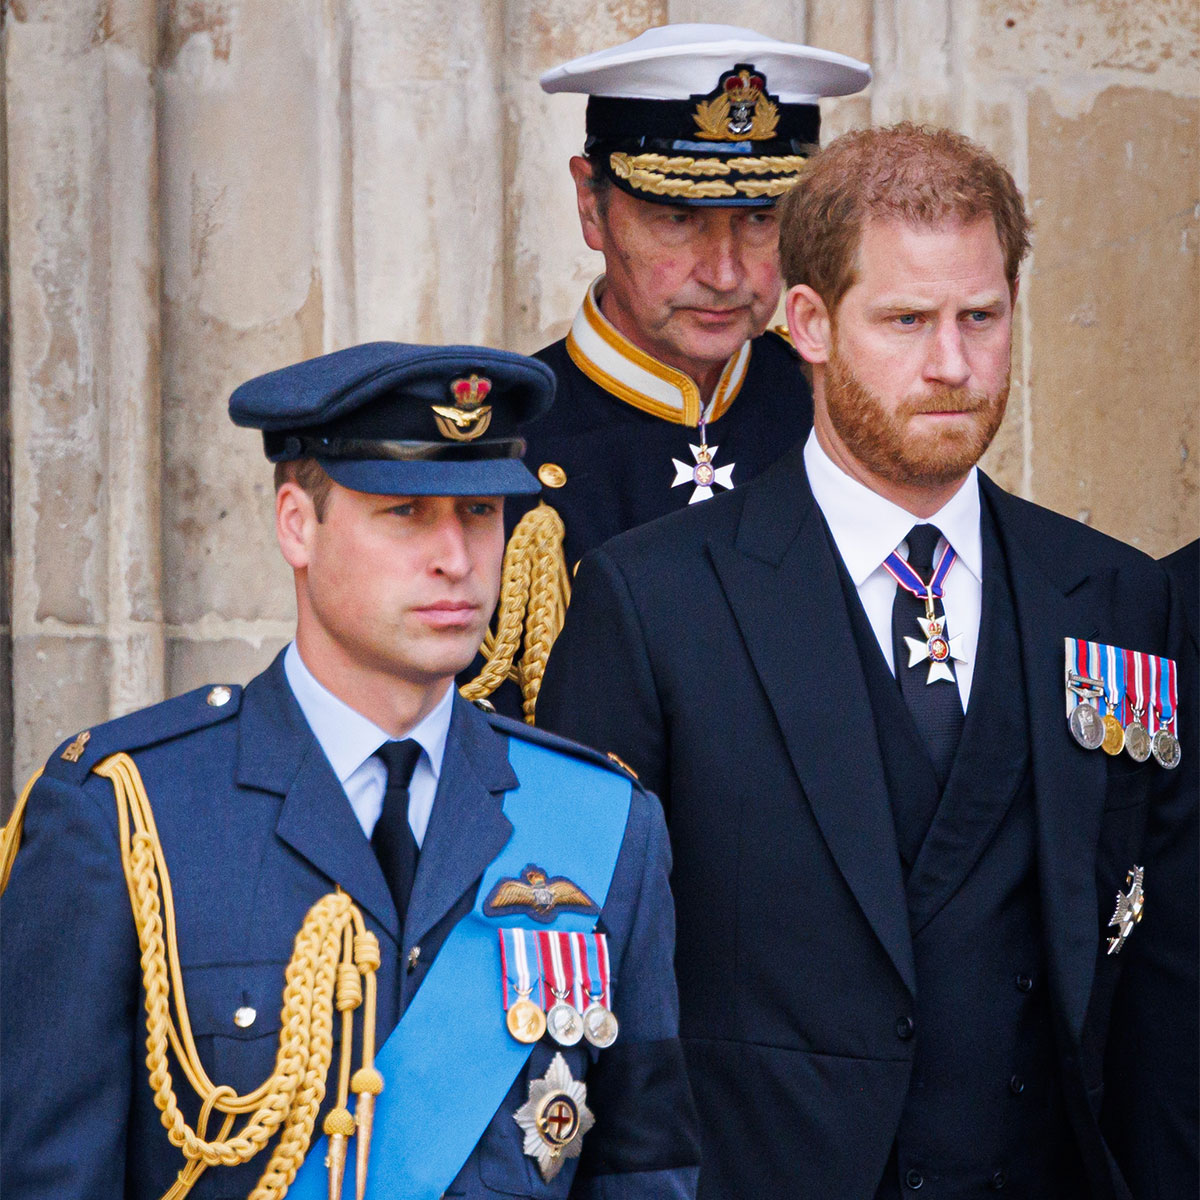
[890,523,965,796]
[371,739,423,928]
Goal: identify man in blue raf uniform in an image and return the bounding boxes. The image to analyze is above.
[539,126,1198,1197]
[0,343,700,1199]
[460,25,869,720]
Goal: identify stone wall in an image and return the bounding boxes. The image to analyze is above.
[4,0,1198,801]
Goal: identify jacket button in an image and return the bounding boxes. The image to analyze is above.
[1009,1075,1025,1095]
[905,1168,924,1189]
[233,1005,256,1028]
[207,685,232,707]
[407,945,421,972]
[1015,973,1033,992]
[895,1016,915,1040]
[990,1170,1007,1189]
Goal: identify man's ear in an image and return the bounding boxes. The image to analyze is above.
[569,156,606,253]
[276,481,318,570]
[785,285,834,365]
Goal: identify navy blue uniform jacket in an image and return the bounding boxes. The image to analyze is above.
[0,655,700,1199]
[538,444,1198,1199]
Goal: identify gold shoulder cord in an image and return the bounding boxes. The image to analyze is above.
[460,501,570,723]
[1,755,381,1200]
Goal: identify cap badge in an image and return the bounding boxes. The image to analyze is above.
[514,1052,595,1182]
[483,863,599,923]
[693,65,779,142]
[432,373,493,441]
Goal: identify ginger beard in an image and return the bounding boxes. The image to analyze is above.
[823,339,1009,491]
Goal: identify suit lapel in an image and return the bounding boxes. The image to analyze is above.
[235,654,401,939]
[708,451,915,995]
[983,478,1107,1042]
[404,696,517,947]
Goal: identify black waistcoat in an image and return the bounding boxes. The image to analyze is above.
[834,504,1083,1198]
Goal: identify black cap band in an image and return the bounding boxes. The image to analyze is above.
[585,95,820,147]
[266,433,528,463]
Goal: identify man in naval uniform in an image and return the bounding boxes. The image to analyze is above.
[0,343,700,1199]
[538,126,1198,1197]
[460,25,869,719]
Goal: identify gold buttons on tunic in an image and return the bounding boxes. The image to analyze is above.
[233,1005,257,1028]
[207,685,232,707]
[538,463,567,489]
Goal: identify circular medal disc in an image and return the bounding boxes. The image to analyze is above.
[507,998,547,1044]
[1124,720,1151,763]
[1151,729,1182,770]
[694,462,715,487]
[1101,714,1125,756]
[582,1002,619,1049]
[1069,702,1105,750]
[546,1001,584,1047]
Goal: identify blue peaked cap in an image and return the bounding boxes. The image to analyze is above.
[229,342,555,496]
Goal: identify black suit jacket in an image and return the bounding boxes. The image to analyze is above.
[538,443,1198,1199]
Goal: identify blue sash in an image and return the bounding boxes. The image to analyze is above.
[289,736,632,1198]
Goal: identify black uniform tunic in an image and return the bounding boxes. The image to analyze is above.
[509,329,813,569]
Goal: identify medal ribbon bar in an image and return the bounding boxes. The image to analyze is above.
[538,931,574,1004]
[499,928,545,1010]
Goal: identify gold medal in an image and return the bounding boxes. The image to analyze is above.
[507,995,547,1044]
[1101,713,1125,756]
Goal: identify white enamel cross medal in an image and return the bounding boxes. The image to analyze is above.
[672,420,734,504]
[904,602,967,686]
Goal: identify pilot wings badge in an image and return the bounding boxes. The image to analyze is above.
[1106,865,1145,955]
[484,864,599,923]
[432,372,493,441]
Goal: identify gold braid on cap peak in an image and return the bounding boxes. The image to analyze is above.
[608,151,808,202]
[460,501,570,723]
[0,757,384,1200]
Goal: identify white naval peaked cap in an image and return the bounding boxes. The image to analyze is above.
[540,23,871,104]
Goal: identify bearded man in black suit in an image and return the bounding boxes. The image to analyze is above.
[538,124,1197,1199]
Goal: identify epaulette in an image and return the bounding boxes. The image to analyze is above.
[474,702,642,785]
[765,324,798,354]
[42,683,244,787]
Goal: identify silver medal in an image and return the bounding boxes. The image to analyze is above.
[1124,719,1151,763]
[581,1001,619,1049]
[546,1000,584,1047]
[1069,701,1105,750]
[1151,728,1181,770]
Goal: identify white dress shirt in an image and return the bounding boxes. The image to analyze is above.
[283,641,453,846]
[804,431,983,711]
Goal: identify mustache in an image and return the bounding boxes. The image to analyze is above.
[905,387,992,414]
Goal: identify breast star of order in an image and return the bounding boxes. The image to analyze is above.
[672,443,734,503]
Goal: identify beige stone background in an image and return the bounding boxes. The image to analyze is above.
[2,0,1198,805]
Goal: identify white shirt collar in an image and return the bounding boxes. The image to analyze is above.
[283,642,454,784]
[803,429,982,583]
